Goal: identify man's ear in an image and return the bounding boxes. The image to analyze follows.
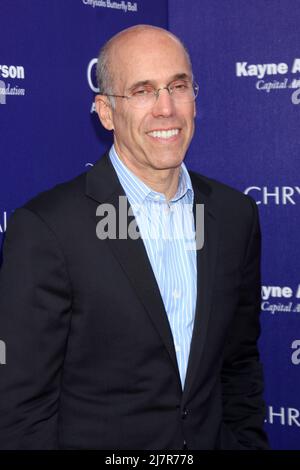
[95,95,114,131]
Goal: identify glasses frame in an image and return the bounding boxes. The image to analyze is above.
[101,81,199,107]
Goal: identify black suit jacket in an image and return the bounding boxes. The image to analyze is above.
[0,153,269,449]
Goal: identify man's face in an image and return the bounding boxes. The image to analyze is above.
[100,31,196,174]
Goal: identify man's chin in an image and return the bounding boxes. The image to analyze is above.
[151,156,184,171]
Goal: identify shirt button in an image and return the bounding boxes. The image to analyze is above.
[172,289,181,299]
[175,344,181,352]
[181,408,189,419]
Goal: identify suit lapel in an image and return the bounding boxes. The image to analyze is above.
[182,177,219,400]
[85,154,181,387]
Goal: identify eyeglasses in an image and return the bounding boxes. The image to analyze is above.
[101,80,199,108]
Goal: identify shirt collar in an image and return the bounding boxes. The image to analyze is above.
[109,144,194,207]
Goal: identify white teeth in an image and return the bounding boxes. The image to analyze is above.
[148,129,179,139]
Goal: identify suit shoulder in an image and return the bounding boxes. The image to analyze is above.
[190,172,258,225]
[22,170,88,218]
[190,170,256,214]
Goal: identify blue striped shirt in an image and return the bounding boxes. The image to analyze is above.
[109,145,197,388]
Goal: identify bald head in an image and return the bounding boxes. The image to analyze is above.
[96,25,192,99]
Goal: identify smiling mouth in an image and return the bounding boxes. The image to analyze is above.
[147,128,180,139]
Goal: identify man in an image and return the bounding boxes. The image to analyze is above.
[0,25,269,449]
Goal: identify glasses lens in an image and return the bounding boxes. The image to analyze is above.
[172,82,199,102]
[129,92,156,108]
[128,82,199,108]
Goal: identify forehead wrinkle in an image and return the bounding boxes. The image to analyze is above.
[127,73,192,92]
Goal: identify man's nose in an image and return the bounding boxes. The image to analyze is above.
[152,88,175,117]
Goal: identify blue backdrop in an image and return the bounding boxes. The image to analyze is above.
[1,0,299,450]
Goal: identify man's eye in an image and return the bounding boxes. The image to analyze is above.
[132,88,153,96]
[173,82,188,91]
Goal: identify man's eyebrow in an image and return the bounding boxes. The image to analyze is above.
[127,73,191,91]
[169,73,191,82]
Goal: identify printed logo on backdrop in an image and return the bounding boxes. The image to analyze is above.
[235,59,300,104]
[244,186,300,205]
[291,340,300,365]
[81,0,138,13]
[261,284,300,315]
[0,64,26,104]
[87,58,98,113]
[265,406,300,427]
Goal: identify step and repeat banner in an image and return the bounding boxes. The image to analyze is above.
[0,0,299,450]
[169,0,300,450]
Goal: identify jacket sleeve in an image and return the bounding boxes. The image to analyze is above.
[220,197,270,450]
[0,207,72,449]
